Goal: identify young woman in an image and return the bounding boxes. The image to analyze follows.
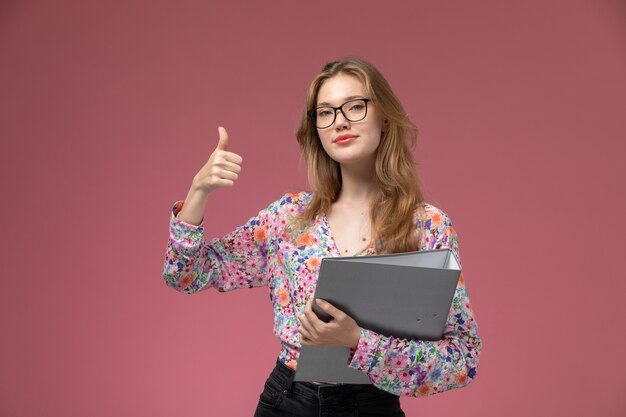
[163,57,481,416]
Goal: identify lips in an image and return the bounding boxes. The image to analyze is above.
[334,134,358,144]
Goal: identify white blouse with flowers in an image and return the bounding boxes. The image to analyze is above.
[163,191,481,397]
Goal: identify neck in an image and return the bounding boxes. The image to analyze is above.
[336,160,377,206]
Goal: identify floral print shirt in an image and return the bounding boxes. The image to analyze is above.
[163,192,481,397]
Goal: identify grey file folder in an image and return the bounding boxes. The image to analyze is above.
[294,248,461,384]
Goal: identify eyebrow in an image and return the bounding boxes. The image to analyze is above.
[316,95,365,107]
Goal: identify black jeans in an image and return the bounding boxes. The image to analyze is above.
[254,360,405,417]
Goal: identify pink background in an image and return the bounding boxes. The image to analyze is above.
[1,1,625,416]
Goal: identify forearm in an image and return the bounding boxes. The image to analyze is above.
[163,209,211,294]
[177,183,209,226]
[350,327,481,397]
[163,193,284,294]
[349,276,481,397]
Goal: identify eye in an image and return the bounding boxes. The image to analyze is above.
[349,103,364,111]
[317,109,333,117]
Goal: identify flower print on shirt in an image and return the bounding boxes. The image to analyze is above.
[163,192,481,397]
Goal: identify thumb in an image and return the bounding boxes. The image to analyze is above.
[216,126,229,151]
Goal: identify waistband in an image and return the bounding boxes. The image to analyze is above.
[271,360,396,401]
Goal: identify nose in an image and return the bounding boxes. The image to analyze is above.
[333,108,350,130]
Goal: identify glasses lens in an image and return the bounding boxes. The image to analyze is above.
[312,99,368,128]
[341,99,367,122]
[314,107,335,128]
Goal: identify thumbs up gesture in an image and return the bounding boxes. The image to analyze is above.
[192,127,243,193]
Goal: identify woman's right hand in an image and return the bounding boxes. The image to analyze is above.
[191,126,243,193]
[177,127,243,225]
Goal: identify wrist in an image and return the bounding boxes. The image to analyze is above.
[190,176,213,195]
[348,327,362,349]
[177,185,210,226]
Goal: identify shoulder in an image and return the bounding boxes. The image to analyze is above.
[415,202,458,250]
[262,191,312,216]
[278,191,312,207]
[415,202,453,230]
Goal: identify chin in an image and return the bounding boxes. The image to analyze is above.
[332,154,376,167]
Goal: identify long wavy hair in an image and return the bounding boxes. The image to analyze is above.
[295,57,424,254]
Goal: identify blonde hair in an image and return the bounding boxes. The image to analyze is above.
[295,57,424,253]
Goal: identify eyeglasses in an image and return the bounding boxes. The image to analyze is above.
[309,98,371,129]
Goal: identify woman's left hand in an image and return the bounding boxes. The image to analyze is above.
[298,299,361,348]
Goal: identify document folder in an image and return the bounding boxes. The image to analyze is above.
[294,248,461,384]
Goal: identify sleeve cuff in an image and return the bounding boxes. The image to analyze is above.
[348,328,381,373]
[169,201,205,247]
[171,200,204,228]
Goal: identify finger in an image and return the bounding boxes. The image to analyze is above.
[303,299,322,323]
[211,152,243,171]
[211,178,235,188]
[298,325,313,342]
[218,159,242,174]
[304,311,327,337]
[215,171,238,182]
[304,308,322,326]
[223,151,243,165]
[316,299,344,320]
[303,299,325,331]
[217,126,229,151]
[298,312,312,332]
[298,314,318,339]
[298,328,313,346]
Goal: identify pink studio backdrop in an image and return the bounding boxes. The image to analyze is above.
[1,1,625,416]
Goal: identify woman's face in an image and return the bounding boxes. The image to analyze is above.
[315,74,384,168]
